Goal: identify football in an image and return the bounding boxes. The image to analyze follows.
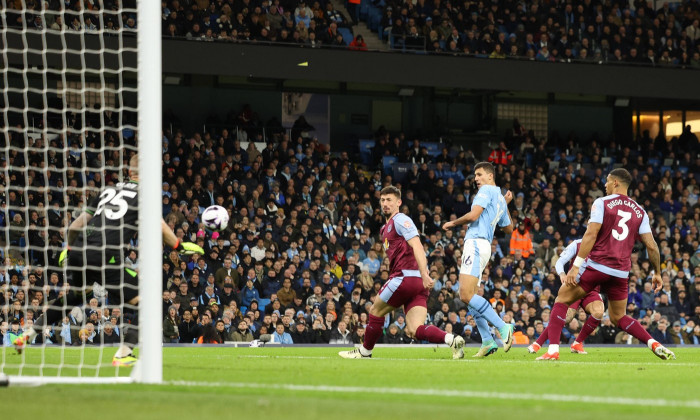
[201,205,229,232]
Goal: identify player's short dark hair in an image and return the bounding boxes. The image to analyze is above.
[380,186,401,199]
[474,161,495,175]
[609,168,632,186]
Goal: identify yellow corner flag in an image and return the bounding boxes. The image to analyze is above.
[297,61,309,67]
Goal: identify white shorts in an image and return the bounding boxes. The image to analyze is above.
[460,238,491,280]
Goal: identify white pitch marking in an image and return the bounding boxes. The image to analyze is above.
[167,380,700,409]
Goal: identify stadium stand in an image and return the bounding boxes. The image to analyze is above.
[5,0,700,68]
[1,96,699,346]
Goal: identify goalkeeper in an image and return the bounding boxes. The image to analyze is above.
[15,154,204,367]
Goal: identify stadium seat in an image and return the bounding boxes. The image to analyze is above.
[382,156,398,175]
[257,298,271,313]
[359,0,370,21]
[358,139,375,165]
[368,7,381,32]
[337,27,354,46]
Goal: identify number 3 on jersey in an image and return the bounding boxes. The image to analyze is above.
[612,210,631,241]
[95,189,136,220]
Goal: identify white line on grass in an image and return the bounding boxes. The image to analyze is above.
[168,380,700,409]
[230,354,699,368]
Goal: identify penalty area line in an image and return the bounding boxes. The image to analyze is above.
[167,380,700,409]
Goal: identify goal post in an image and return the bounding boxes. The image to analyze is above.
[136,0,163,385]
[0,0,162,385]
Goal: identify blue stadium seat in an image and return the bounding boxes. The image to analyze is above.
[382,156,398,175]
[359,139,375,165]
[368,7,381,32]
[338,27,354,45]
[257,298,271,313]
[359,0,370,21]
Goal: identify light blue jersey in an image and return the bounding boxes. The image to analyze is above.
[464,185,511,243]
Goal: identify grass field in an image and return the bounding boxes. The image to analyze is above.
[2,345,700,420]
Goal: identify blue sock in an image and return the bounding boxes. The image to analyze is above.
[473,313,493,343]
[468,294,505,329]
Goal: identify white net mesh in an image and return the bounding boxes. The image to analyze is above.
[1,0,141,381]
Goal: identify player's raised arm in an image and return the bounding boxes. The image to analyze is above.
[65,212,93,246]
[162,219,204,255]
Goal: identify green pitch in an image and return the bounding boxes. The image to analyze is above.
[2,346,699,420]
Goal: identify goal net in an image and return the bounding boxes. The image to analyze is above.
[0,1,161,384]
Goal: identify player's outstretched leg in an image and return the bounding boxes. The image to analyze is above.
[413,324,464,359]
[339,313,383,359]
[112,324,139,367]
[571,315,601,355]
[617,315,675,360]
[536,301,568,360]
[471,313,498,358]
[467,295,513,352]
[529,327,546,354]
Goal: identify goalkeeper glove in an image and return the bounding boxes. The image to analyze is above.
[174,239,204,255]
[58,247,70,267]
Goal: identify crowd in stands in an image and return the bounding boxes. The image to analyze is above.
[378,0,700,67]
[5,0,700,68]
[1,102,700,347]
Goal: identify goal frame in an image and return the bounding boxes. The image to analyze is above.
[3,0,162,386]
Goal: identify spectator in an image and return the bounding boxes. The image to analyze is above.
[488,142,513,166]
[349,35,367,51]
[163,306,180,343]
[230,320,254,342]
[272,321,293,344]
[178,310,199,344]
[329,320,352,344]
[290,320,312,343]
[509,223,534,259]
[383,323,406,344]
[651,318,673,345]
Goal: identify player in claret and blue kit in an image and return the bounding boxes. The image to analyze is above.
[536,168,675,361]
[338,186,465,359]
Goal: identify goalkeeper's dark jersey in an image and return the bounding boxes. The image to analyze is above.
[72,181,139,265]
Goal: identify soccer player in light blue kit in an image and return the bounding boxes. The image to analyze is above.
[443,162,514,358]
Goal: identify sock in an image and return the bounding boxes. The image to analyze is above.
[617,315,653,344]
[473,313,493,342]
[545,302,568,353]
[535,325,549,347]
[362,314,385,352]
[415,324,448,344]
[575,315,601,344]
[468,295,505,329]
